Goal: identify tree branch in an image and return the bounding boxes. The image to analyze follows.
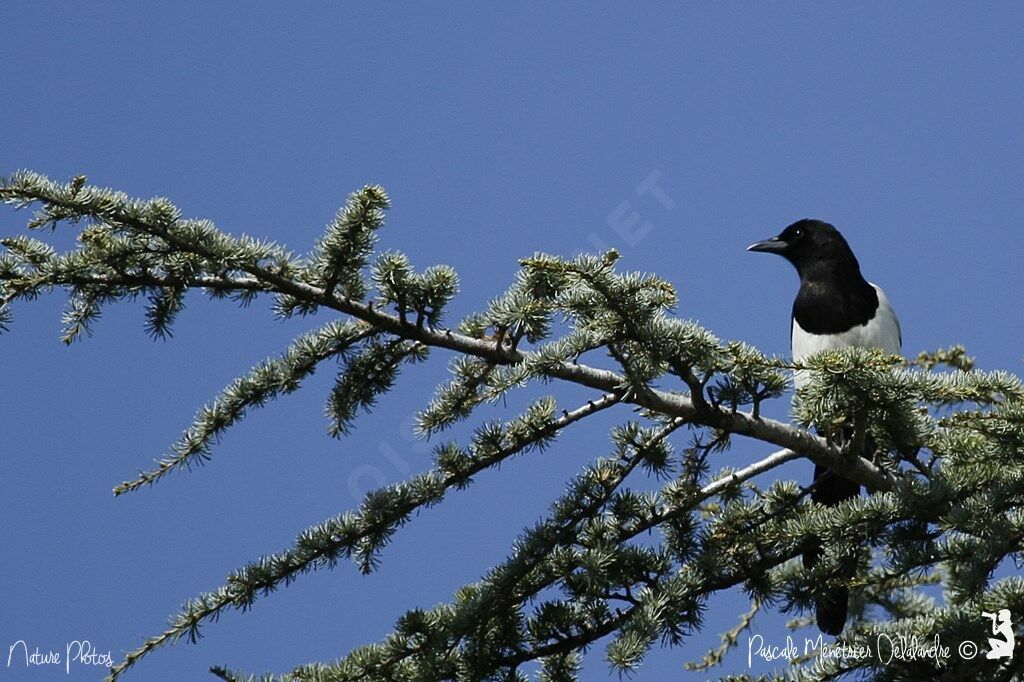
[0,270,270,292]
[103,392,622,681]
[3,262,894,494]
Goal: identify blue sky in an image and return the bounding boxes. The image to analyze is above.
[2,3,1023,680]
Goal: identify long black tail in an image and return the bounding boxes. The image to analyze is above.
[802,463,860,635]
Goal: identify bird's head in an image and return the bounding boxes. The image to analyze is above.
[747,219,857,276]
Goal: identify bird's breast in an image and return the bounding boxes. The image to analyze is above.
[791,284,901,390]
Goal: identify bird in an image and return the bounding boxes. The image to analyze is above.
[747,218,901,635]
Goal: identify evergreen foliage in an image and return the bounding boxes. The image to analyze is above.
[2,171,1022,681]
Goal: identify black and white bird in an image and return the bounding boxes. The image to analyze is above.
[747,218,901,635]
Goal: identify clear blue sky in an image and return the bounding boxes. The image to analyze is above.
[2,3,1023,680]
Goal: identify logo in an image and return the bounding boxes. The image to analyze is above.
[982,610,1015,660]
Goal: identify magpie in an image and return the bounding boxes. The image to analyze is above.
[747,219,901,635]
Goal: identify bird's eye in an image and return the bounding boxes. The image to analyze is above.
[793,228,804,239]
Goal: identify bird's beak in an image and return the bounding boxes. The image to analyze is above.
[746,237,788,254]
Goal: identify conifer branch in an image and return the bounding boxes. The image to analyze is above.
[104,393,622,681]
[278,447,815,681]
[113,320,379,495]
[283,418,681,682]
[0,270,268,292]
